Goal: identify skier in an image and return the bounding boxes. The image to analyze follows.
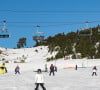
[15,65,20,74]
[35,69,46,90]
[2,63,7,73]
[49,64,55,76]
[0,63,7,74]
[75,64,78,70]
[92,66,97,76]
[45,64,48,72]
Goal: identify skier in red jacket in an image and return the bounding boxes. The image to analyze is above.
[92,66,97,76]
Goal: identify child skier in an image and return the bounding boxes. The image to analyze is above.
[35,69,46,90]
[92,66,97,76]
[15,65,20,74]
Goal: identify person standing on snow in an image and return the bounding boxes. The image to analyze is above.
[45,64,48,72]
[49,64,55,76]
[35,69,46,90]
[15,65,20,74]
[0,63,7,74]
[92,66,97,76]
[75,64,78,70]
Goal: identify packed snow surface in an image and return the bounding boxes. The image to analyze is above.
[0,46,100,90]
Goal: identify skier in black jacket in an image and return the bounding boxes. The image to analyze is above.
[49,64,55,76]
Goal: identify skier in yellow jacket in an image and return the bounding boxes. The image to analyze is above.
[0,63,7,74]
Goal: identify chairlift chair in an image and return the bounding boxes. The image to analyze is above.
[0,29,10,38]
[78,28,92,36]
[0,20,10,38]
[33,36,44,41]
[32,25,45,41]
[78,21,92,36]
[33,32,44,41]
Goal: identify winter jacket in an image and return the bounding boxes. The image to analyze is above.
[92,67,97,72]
[93,69,97,72]
[35,73,44,83]
[50,65,54,72]
[93,68,97,72]
[15,66,20,72]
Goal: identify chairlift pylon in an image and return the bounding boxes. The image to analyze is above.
[0,20,10,38]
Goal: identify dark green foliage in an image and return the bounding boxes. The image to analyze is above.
[46,56,54,62]
[36,26,100,60]
[55,52,64,59]
[95,53,100,59]
[17,37,27,48]
[72,54,76,59]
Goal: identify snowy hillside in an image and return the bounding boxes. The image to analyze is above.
[0,46,100,90]
[0,46,100,72]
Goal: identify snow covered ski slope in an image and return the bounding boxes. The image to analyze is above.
[0,46,100,90]
[0,67,100,90]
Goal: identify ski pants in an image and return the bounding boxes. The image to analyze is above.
[92,72,97,76]
[35,83,46,90]
[49,71,55,76]
[15,71,20,74]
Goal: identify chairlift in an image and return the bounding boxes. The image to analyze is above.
[78,28,92,36]
[0,31,9,38]
[32,25,44,41]
[0,20,10,38]
[78,21,92,36]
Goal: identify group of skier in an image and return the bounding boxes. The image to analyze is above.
[35,64,57,90]
[0,62,98,90]
[75,64,98,76]
[0,63,20,75]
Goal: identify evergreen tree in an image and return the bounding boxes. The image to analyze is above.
[17,37,27,48]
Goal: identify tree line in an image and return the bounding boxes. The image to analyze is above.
[17,25,100,60]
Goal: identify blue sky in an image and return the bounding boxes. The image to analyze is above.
[0,0,100,48]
